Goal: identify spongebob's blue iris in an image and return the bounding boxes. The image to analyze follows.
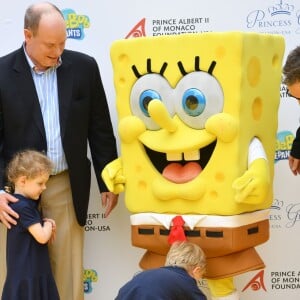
[182,88,206,117]
[140,89,162,117]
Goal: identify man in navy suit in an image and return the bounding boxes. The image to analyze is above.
[0,2,118,299]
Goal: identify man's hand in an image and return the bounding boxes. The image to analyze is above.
[288,155,300,175]
[0,193,19,228]
[101,192,118,218]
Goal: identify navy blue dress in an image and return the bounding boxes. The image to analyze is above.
[115,266,207,300]
[1,194,59,300]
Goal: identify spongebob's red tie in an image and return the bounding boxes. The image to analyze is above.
[168,215,187,244]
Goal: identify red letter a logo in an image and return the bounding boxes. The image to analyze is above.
[242,270,267,292]
[125,18,146,39]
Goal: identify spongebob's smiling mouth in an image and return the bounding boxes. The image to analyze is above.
[144,140,216,183]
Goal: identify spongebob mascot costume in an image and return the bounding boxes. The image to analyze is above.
[102,32,285,299]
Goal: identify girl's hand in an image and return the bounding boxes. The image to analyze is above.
[43,218,56,243]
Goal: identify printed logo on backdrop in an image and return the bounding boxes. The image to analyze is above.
[125,18,146,38]
[270,198,300,229]
[269,199,300,229]
[270,198,284,229]
[275,130,294,162]
[85,213,111,232]
[286,202,300,227]
[243,269,300,293]
[270,270,300,290]
[84,269,98,294]
[125,16,211,38]
[62,9,90,40]
[276,84,297,163]
[245,0,300,35]
[83,213,109,295]
[242,270,267,293]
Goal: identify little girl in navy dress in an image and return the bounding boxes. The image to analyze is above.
[1,150,59,300]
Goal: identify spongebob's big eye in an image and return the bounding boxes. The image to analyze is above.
[182,88,206,117]
[175,71,223,129]
[139,90,161,117]
[130,73,174,130]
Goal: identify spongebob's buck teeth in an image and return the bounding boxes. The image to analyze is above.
[166,150,200,161]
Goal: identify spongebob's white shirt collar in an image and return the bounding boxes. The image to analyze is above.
[130,209,270,230]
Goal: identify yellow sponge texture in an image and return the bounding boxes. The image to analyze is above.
[110,32,285,215]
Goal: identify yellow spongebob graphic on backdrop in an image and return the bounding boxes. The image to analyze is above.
[102,32,284,300]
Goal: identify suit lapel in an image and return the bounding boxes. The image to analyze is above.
[57,55,73,139]
[13,48,46,138]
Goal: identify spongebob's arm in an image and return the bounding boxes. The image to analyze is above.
[101,158,125,194]
[232,137,270,204]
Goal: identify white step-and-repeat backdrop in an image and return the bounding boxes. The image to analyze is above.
[1,1,300,299]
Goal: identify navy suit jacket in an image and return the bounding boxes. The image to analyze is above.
[0,46,118,226]
[115,266,207,300]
